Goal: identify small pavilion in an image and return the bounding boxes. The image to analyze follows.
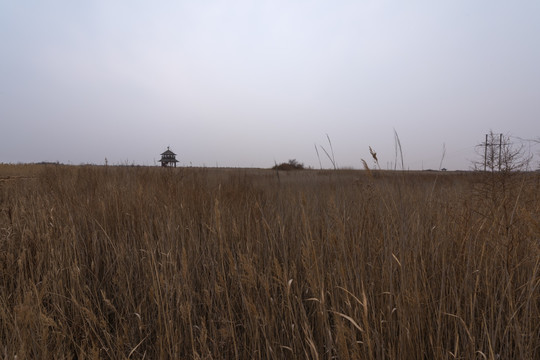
[159,147,179,167]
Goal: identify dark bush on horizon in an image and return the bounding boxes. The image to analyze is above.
[272,159,305,171]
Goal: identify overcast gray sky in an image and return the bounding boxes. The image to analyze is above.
[1,1,539,169]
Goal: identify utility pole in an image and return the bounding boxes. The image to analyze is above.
[482,133,504,172]
[484,134,488,171]
[498,133,502,172]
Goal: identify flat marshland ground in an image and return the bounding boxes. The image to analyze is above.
[1,164,539,359]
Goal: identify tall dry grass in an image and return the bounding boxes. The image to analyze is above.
[0,165,539,359]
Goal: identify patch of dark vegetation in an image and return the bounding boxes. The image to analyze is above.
[272,159,305,171]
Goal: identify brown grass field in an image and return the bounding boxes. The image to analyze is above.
[1,164,539,359]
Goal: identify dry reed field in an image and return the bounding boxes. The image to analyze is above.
[1,164,539,359]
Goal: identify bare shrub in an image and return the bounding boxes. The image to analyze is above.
[272,159,305,171]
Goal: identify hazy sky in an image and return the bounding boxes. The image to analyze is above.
[2,1,539,169]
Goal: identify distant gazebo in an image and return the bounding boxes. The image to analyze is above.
[159,147,179,167]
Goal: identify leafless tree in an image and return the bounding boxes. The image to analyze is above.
[473,131,532,172]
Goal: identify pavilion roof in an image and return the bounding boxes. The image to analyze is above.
[161,148,176,156]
